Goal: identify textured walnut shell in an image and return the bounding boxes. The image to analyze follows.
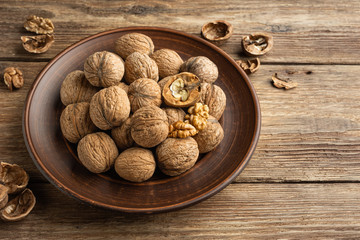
[180,56,218,83]
[156,137,199,176]
[128,78,162,112]
[124,52,159,84]
[115,33,154,60]
[111,117,134,150]
[84,51,125,88]
[89,86,130,130]
[77,132,119,173]
[163,107,186,125]
[116,82,129,94]
[157,76,172,92]
[60,102,97,143]
[199,83,226,120]
[193,116,224,153]
[21,34,54,54]
[60,70,99,106]
[201,20,233,45]
[151,49,183,78]
[0,162,29,194]
[242,33,274,56]
[0,184,8,209]
[114,147,156,182]
[162,72,201,108]
[0,189,36,222]
[131,106,169,148]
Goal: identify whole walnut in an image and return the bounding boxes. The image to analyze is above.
[115,33,154,60]
[128,78,162,112]
[60,102,97,143]
[60,70,98,106]
[200,83,226,120]
[151,49,183,78]
[84,51,124,88]
[89,86,130,130]
[180,56,218,83]
[124,52,159,84]
[156,137,199,176]
[77,132,118,173]
[193,116,224,153]
[111,116,134,150]
[114,147,155,182]
[163,107,186,125]
[131,105,169,148]
[116,82,129,94]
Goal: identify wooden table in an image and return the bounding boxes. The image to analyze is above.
[1,1,360,239]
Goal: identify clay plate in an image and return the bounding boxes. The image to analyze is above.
[23,27,261,213]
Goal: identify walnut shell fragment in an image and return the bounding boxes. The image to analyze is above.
[180,56,218,83]
[151,49,183,78]
[131,106,169,148]
[89,86,130,130]
[60,70,98,106]
[0,162,29,195]
[236,58,260,74]
[111,117,134,150]
[24,15,54,34]
[21,34,54,54]
[128,78,162,112]
[84,51,125,88]
[271,73,298,90]
[242,33,273,56]
[199,83,226,120]
[1,189,36,222]
[124,52,159,84]
[60,102,97,143]
[115,33,154,60]
[114,147,156,182]
[156,137,199,176]
[201,20,233,45]
[3,67,24,91]
[163,107,186,125]
[193,116,224,153]
[162,72,201,108]
[0,185,8,209]
[77,132,119,173]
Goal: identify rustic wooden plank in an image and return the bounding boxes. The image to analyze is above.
[0,0,360,63]
[1,182,360,239]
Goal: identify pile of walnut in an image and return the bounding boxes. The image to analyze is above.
[59,32,226,183]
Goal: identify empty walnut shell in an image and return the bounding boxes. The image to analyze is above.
[163,107,186,125]
[89,86,130,130]
[115,33,154,60]
[162,72,201,108]
[60,102,97,143]
[199,83,226,120]
[156,137,199,176]
[111,116,134,150]
[151,49,183,78]
[60,70,99,106]
[0,184,8,209]
[180,56,218,83]
[77,132,119,173]
[128,78,162,112]
[21,34,54,54]
[114,147,156,183]
[131,105,169,148]
[242,33,274,56]
[0,188,36,222]
[201,20,233,45]
[84,51,125,88]
[193,116,224,153]
[124,52,159,84]
[0,162,29,194]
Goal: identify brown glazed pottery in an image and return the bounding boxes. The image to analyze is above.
[23,27,261,213]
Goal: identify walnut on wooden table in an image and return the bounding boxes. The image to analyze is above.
[0,162,29,195]
[0,189,36,222]
[21,34,54,54]
[24,15,54,34]
[0,184,8,210]
[3,67,24,91]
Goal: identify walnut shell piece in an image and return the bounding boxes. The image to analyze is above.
[84,51,125,88]
[163,107,186,125]
[89,86,130,130]
[124,52,159,84]
[201,20,233,45]
[180,56,218,83]
[60,102,97,143]
[0,185,8,209]
[114,147,156,182]
[272,73,298,90]
[128,78,162,112]
[162,72,201,108]
[0,162,29,195]
[199,83,226,120]
[156,137,199,176]
[115,33,154,60]
[60,70,99,106]
[151,49,183,78]
[24,15,54,34]
[236,58,260,74]
[193,116,224,153]
[77,132,119,173]
[0,188,36,222]
[242,33,274,56]
[3,67,24,91]
[21,34,54,54]
[131,106,169,148]
[111,117,134,150]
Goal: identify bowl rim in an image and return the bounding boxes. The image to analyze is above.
[23,26,261,213]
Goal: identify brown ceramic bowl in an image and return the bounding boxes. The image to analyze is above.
[23,27,261,213]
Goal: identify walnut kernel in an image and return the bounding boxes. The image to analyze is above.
[193,116,224,153]
[21,34,54,54]
[24,15,54,34]
[0,189,36,222]
[3,67,24,91]
[128,78,162,112]
[115,33,154,60]
[151,49,183,78]
[180,56,218,83]
[199,83,226,120]
[236,58,260,74]
[124,52,159,84]
[0,162,29,194]
[185,102,209,131]
[168,121,198,138]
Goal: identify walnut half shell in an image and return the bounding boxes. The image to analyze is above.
[201,20,233,45]
[0,162,29,194]
[1,188,36,222]
[0,184,8,209]
[21,34,54,54]
[242,33,274,56]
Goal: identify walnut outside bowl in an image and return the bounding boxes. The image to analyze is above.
[23,27,261,213]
